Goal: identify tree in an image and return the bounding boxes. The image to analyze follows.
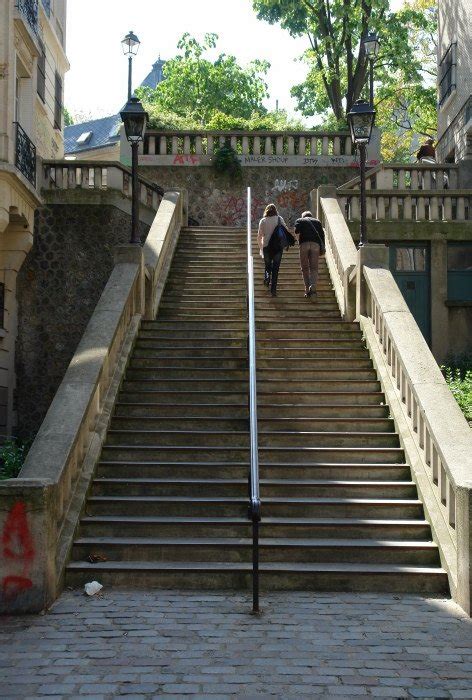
[63,107,74,126]
[137,33,270,127]
[253,0,437,152]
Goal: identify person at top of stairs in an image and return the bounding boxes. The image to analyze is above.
[257,203,292,298]
[294,210,326,299]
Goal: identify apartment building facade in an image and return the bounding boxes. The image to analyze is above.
[437,0,472,163]
[0,0,68,437]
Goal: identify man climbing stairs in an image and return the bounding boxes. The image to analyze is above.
[66,226,447,594]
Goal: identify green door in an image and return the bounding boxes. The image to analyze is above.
[389,244,431,344]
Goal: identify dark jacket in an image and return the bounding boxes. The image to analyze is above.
[294,217,326,252]
[266,218,295,259]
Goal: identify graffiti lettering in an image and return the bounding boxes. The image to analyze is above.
[272,179,299,193]
[1,502,34,603]
[173,154,200,166]
[243,155,289,165]
[222,194,264,226]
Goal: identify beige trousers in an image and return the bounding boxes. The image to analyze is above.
[299,241,320,291]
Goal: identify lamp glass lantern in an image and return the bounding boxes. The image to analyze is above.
[120,96,148,143]
[347,100,376,145]
[363,32,380,58]
[121,30,140,56]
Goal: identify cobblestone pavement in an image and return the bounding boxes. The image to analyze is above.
[1,590,472,699]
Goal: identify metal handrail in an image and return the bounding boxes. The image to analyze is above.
[246,186,261,614]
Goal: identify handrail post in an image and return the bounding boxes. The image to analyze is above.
[246,186,261,614]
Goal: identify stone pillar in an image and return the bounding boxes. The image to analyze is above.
[0,224,33,436]
[430,238,449,362]
[356,243,389,319]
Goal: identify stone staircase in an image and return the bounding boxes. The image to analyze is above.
[66,226,448,594]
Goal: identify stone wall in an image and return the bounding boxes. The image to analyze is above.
[16,203,150,439]
[140,166,351,227]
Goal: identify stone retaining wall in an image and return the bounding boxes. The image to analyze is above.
[140,166,352,227]
[15,203,150,439]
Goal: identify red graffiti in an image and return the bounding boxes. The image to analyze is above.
[274,189,308,211]
[2,575,33,601]
[1,502,34,602]
[222,194,264,226]
[173,154,200,165]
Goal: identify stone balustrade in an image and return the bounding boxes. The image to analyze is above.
[317,184,472,615]
[340,162,460,191]
[340,191,471,222]
[42,160,164,211]
[143,130,354,158]
[0,192,184,613]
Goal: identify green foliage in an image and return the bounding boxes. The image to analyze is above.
[136,33,270,127]
[212,144,242,180]
[441,355,472,423]
[63,107,74,127]
[253,0,438,161]
[0,438,30,480]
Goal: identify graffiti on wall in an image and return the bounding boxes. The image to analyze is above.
[1,502,34,601]
[272,179,299,193]
[221,194,264,226]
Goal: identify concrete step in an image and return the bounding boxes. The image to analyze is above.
[100,445,405,464]
[105,428,398,448]
[114,402,249,418]
[86,495,423,519]
[71,536,439,566]
[110,415,394,433]
[118,390,248,404]
[96,460,412,481]
[121,379,381,393]
[129,357,247,369]
[77,515,432,540]
[125,367,377,382]
[91,477,418,500]
[133,348,247,358]
[65,560,448,593]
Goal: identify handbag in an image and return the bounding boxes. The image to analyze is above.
[267,217,295,259]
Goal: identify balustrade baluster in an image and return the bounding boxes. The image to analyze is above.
[411,170,419,190]
[159,136,167,155]
[230,136,237,151]
[333,136,340,155]
[195,136,202,155]
[444,197,452,220]
[183,135,191,154]
[448,484,456,528]
[350,196,360,220]
[148,136,156,155]
[345,135,352,155]
[298,136,306,155]
[449,169,458,188]
[403,196,412,220]
[288,136,295,155]
[242,136,249,155]
[390,196,399,220]
[417,197,426,220]
[88,168,94,188]
[377,196,385,220]
[457,197,466,220]
[440,464,447,504]
[253,136,261,155]
[322,136,329,155]
[423,170,432,189]
[310,136,317,155]
[398,169,406,189]
[276,136,283,155]
[430,196,439,220]
[171,137,179,155]
[264,136,272,155]
[207,135,214,155]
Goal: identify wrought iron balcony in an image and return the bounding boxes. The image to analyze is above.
[15,0,39,35]
[14,122,37,188]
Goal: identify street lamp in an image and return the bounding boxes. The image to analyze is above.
[120,96,148,245]
[362,32,380,107]
[347,99,376,247]
[121,30,141,101]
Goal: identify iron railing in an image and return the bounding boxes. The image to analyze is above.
[246,186,261,613]
[15,0,39,35]
[14,122,36,187]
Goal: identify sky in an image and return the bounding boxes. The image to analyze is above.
[65,0,405,123]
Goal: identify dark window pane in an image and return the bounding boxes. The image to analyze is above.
[395,247,426,272]
[448,245,472,271]
[54,71,62,130]
[37,39,46,102]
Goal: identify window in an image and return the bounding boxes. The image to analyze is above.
[37,39,46,102]
[76,131,92,145]
[54,71,62,130]
[395,247,427,272]
[448,243,472,301]
[439,43,457,106]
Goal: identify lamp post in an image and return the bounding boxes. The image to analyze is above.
[120,96,148,245]
[347,99,376,247]
[121,30,141,101]
[362,32,380,108]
